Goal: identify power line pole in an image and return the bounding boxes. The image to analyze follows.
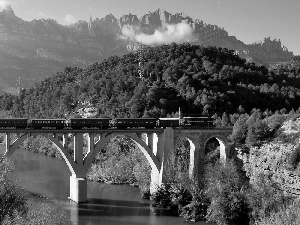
[138,42,145,80]
[16,77,22,97]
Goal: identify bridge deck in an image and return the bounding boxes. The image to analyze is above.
[0,127,232,134]
[0,128,164,133]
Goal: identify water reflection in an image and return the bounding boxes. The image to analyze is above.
[69,199,150,224]
[0,146,214,225]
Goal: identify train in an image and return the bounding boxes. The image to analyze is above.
[0,116,214,130]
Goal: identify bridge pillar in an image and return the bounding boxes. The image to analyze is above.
[150,128,174,193]
[69,133,88,203]
[69,175,87,203]
[5,133,10,153]
[87,133,94,155]
[63,134,68,150]
[146,133,154,150]
[194,143,206,183]
[187,139,196,180]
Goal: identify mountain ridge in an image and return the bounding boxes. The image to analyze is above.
[0,5,294,94]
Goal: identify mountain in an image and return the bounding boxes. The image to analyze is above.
[0,6,294,93]
[1,43,299,120]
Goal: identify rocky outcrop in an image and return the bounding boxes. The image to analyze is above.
[248,37,293,65]
[120,14,141,27]
[0,6,294,93]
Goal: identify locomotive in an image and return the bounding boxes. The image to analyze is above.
[0,116,214,130]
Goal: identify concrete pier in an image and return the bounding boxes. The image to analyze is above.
[69,176,87,203]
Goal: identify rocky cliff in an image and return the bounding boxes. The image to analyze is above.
[0,6,294,93]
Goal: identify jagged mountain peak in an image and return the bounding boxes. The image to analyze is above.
[3,5,14,14]
[141,8,172,25]
[1,5,16,18]
[103,13,117,21]
[0,5,294,94]
[155,8,167,14]
[120,13,140,26]
[175,12,190,19]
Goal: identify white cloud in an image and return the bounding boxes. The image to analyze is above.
[120,21,196,45]
[0,0,9,9]
[63,14,77,25]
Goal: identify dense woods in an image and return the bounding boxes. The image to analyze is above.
[0,43,300,119]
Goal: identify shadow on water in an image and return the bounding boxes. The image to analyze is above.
[67,198,195,225]
[71,198,151,217]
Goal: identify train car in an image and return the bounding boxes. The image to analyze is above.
[0,118,28,129]
[68,118,110,129]
[30,119,66,129]
[113,118,157,129]
[158,118,181,128]
[183,116,214,128]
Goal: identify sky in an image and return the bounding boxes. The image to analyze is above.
[0,0,299,55]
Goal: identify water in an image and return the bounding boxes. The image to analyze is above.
[0,146,214,225]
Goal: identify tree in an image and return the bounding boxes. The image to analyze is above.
[221,112,230,127]
[230,114,249,145]
[237,105,245,114]
[205,160,250,225]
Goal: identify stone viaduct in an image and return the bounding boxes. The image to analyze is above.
[1,127,232,203]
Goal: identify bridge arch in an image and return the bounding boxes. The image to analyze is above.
[204,135,230,164]
[174,135,200,179]
[3,133,77,176]
[83,133,160,176]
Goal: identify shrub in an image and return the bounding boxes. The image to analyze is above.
[2,203,72,225]
[239,142,297,221]
[169,183,192,208]
[0,158,28,223]
[245,176,291,222]
[21,136,62,158]
[87,136,151,188]
[255,200,300,225]
[179,188,209,222]
[204,160,250,225]
[287,146,300,169]
[133,161,151,198]
[150,184,172,208]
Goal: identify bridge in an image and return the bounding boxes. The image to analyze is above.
[1,127,232,203]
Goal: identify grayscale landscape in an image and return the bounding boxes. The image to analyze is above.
[0,1,300,225]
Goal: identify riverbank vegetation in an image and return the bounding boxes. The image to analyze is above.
[0,158,72,225]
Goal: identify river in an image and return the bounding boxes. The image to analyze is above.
[0,146,215,225]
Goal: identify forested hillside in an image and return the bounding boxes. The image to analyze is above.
[1,43,300,224]
[0,43,300,119]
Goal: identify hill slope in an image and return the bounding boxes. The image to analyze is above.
[1,43,299,119]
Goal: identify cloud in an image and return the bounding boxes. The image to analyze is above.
[0,0,9,9]
[63,14,77,25]
[120,21,196,45]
